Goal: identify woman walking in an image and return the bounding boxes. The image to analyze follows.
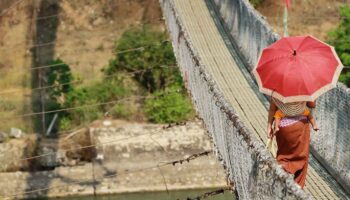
[267,99,315,188]
[253,35,343,188]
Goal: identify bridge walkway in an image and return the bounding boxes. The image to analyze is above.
[170,0,349,199]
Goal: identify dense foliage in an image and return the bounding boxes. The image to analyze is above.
[45,59,74,133]
[47,59,74,101]
[144,86,194,123]
[105,26,180,92]
[106,26,195,123]
[328,5,350,87]
[52,26,194,131]
[61,78,131,130]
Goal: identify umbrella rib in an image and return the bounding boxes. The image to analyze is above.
[280,61,293,98]
[284,37,296,51]
[265,47,291,53]
[299,56,332,86]
[258,55,290,68]
[298,56,326,96]
[295,36,309,51]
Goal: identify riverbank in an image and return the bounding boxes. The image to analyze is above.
[0,120,229,199]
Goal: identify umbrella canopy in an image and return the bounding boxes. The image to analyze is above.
[253,35,343,103]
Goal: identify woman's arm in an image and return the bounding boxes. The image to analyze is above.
[267,101,277,138]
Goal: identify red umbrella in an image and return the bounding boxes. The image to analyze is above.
[253,35,343,103]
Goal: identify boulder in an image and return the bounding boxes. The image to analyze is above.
[0,132,7,143]
[92,17,105,26]
[9,128,22,139]
[39,146,58,168]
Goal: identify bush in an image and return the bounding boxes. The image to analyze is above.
[88,79,131,103]
[112,103,136,120]
[144,86,195,123]
[65,78,130,107]
[50,27,195,127]
[58,88,103,130]
[43,59,74,134]
[339,71,350,87]
[67,99,102,126]
[328,5,350,87]
[59,117,72,130]
[105,26,181,92]
[62,79,131,128]
[47,59,74,102]
[62,89,103,128]
[104,26,195,123]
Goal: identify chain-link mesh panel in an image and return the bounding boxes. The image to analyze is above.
[211,0,279,71]
[313,85,350,187]
[159,0,311,199]
[210,0,350,189]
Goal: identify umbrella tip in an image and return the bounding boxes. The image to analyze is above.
[293,49,297,56]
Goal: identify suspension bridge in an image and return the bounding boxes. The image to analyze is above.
[0,0,350,199]
[160,0,350,199]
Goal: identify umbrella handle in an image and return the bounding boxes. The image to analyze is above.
[270,90,276,102]
[311,107,317,120]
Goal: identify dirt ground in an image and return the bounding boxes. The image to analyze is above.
[0,0,163,132]
[256,0,350,40]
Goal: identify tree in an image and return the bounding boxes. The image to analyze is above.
[105,26,180,92]
[105,26,195,123]
[45,59,74,134]
[144,85,195,123]
[328,5,350,87]
[47,59,74,103]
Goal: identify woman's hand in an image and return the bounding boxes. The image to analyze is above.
[307,101,316,108]
[267,100,277,139]
[267,124,274,139]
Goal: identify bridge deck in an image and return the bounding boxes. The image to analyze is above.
[171,0,348,199]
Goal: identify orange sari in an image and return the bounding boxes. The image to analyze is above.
[275,119,310,188]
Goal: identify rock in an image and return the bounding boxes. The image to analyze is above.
[92,17,104,26]
[66,159,77,166]
[103,120,112,126]
[39,147,58,168]
[10,128,22,138]
[96,153,104,161]
[0,132,7,143]
[77,185,86,192]
[121,153,130,158]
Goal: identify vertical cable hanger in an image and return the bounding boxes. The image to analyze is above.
[283,0,291,37]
